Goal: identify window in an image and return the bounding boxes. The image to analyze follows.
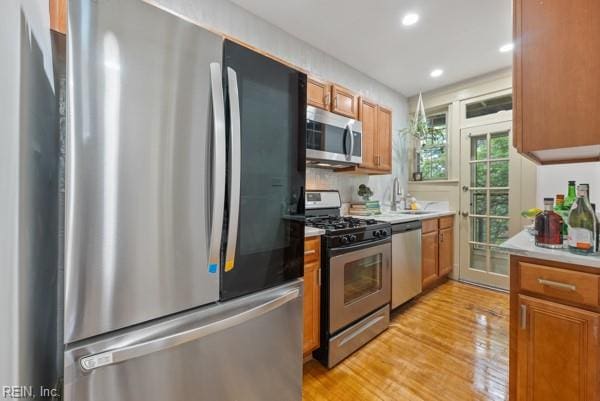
[416,112,448,180]
[465,94,512,119]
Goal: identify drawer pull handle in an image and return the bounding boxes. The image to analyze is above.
[537,278,576,292]
[304,250,317,256]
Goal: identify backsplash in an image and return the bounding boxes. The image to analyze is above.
[307,131,410,205]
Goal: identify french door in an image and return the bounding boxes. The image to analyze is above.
[459,121,521,290]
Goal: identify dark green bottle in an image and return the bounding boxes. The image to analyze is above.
[564,180,577,210]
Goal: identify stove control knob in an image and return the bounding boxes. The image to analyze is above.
[349,234,357,242]
[380,230,388,238]
[341,236,350,244]
[373,231,381,238]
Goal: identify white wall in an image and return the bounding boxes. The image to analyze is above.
[151,0,409,204]
[537,163,600,207]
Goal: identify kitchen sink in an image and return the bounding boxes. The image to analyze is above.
[395,210,437,215]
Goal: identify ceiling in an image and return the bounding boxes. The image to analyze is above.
[229,0,513,97]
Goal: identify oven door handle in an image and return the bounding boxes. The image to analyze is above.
[329,237,391,256]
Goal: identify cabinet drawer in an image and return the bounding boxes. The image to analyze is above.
[519,262,600,307]
[304,237,321,263]
[421,219,439,234]
[439,215,454,230]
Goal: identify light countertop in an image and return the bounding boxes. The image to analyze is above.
[499,230,600,268]
[347,210,456,224]
[305,226,325,238]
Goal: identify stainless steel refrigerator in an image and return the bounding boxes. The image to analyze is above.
[64,1,307,400]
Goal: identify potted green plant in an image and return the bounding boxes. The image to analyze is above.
[357,184,373,202]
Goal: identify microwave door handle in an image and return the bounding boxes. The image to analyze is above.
[224,67,241,272]
[343,124,351,160]
[208,63,226,272]
[348,123,355,161]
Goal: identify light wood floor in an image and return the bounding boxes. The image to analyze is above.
[303,280,509,401]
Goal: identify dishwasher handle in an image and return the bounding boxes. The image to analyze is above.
[392,221,422,234]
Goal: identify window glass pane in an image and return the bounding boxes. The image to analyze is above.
[344,254,382,304]
[466,94,512,119]
[470,135,487,160]
[490,248,509,275]
[471,190,487,215]
[471,217,488,243]
[490,190,509,216]
[490,160,509,187]
[419,146,448,180]
[490,132,509,159]
[471,162,487,187]
[470,244,488,271]
[490,218,509,245]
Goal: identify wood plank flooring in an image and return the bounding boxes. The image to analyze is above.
[303,281,509,401]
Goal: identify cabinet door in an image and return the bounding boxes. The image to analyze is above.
[50,0,67,34]
[516,295,600,401]
[514,0,600,162]
[303,261,320,355]
[438,227,453,277]
[307,78,331,110]
[376,106,392,172]
[331,84,358,119]
[359,99,378,169]
[421,231,439,288]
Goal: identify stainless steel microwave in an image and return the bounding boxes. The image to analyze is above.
[306,106,362,168]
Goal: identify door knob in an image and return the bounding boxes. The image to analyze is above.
[462,186,469,192]
[461,211,469,217]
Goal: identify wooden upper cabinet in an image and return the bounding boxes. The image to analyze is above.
[331,84,359,119]
[49,0,67,34]
[359,99,378,170]
[307,78,331,111]
[376,106,392,171]
[516,295,600,401]
[513,0,600,164]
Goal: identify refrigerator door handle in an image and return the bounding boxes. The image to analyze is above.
[79,288,300,372]
[208,63,226,272]
[224,67,241,272]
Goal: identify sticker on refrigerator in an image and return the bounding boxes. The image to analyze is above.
[208,263,218,274]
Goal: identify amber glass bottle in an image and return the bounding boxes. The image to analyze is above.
[535,198,564,249]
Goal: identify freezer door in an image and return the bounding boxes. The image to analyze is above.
[64,280,303,401]
[66,0,225,342]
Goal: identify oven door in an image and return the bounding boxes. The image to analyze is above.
[306,106,362,165]
[328,239,391,334]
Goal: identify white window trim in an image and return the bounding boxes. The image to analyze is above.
[460,89,513,128]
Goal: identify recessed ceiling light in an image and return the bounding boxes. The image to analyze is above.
[499,43,514,53]
[402,13,419,26]
[430,69,443,78]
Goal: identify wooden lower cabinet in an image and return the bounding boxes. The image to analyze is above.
[303,237,321,356]
[510,256,600,401]
[421,216,454,289]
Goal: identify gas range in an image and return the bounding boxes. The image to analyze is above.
[305,190,392,368]
[305,215,391,248]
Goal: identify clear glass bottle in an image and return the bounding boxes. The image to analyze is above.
[535,198,564,249]
[564,180,577,210]
[567,185,598,255]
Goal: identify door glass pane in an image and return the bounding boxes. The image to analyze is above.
[490,132,509,159]
[490,218,509,245]
[471,190,487,215]
[471,162,488,187]
[471,217,488,243]
[490,190,509,216]
[489,160,509,187]
[490,248,509,275]
[344,254,382,305]
[470,244,488,271]
[471,135,487,160]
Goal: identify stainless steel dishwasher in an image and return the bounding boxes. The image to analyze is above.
[391,220,422,309]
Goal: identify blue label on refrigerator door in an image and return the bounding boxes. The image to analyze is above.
[208,264,218,274]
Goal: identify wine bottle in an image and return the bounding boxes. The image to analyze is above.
[564,180,577,210]
[567,185,598,255]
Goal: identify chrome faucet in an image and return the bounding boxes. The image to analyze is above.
[391,177,400,211]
